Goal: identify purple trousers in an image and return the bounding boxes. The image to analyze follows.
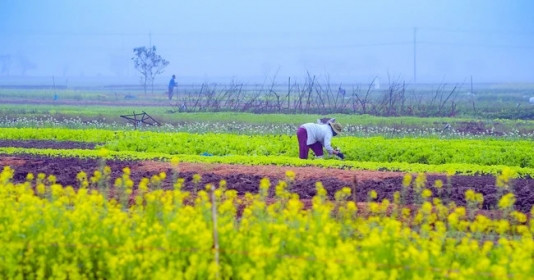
[296,127,324,159]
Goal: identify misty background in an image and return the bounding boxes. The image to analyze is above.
[1,0,533,86]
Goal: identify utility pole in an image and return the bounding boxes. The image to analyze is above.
[413,27,417,83]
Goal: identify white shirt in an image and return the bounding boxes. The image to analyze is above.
[301,123,335,153]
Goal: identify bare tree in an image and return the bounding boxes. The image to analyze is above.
[354,77,377,114]
[286,77,292,112]
[132,46,169,94]
[267,69,282,112]
[379,76,405,116]
[437,85,458,115]
[305,72,316,113]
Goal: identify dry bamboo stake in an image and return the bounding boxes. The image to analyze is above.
[210,184,220,279]
[352,176,358,203]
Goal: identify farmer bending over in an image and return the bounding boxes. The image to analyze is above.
[296,121,343,159]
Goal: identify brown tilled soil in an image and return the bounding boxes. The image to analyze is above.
[0,140,98,150]
[1,153,533,212]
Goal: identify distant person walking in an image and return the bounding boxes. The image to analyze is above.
[296,120,343,159]
[168,75,177,100]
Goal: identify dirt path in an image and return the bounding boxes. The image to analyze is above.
[138,160,404,182]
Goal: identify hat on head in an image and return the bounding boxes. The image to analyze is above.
[329,122,343,134]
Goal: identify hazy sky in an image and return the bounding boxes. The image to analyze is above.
[1,0,533,84]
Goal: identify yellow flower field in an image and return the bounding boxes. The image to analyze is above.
[1,165,533,279]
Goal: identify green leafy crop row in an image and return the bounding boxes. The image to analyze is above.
[0,127,533,173]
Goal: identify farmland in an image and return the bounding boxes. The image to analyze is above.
[1,84,534,278]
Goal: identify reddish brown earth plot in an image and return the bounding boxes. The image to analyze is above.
[0,139,533,212]
[1,152,533,212]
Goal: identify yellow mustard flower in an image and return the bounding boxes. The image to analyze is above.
[402,173,412,187]
[422,189,432,199]
[498,193,515,210]
[98,148,110,158]
[26,173,34,181]
[369,190,377,200]
[285,170,296,182]
[192,174,202,184]
[415,173,426,189]
[465,189,475,201]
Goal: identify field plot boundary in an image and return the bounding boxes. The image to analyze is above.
[1,146,533,177]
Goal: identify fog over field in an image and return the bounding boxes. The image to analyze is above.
[1,0,533,85]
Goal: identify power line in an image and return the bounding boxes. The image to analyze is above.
[4,27,534,37]
[418,41,534,49]
[419,27,534,36]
